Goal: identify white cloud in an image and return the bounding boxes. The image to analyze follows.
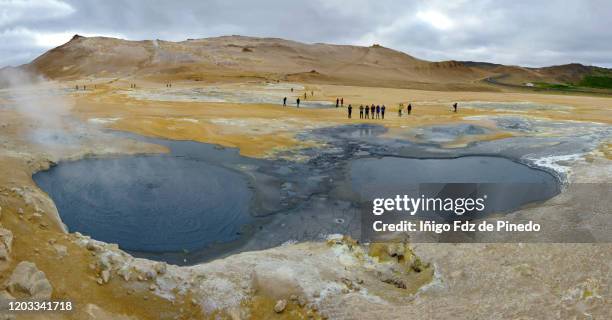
[0,0,611,68]
[0,27,125,66]
[416,10,454,30]
[0,0,75,28]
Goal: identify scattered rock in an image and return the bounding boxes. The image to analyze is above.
[341,277,353,290]
[53,244,68,258]
[17,208,23,215]
[0,227,13,261]
[6,261,53,299]
[86,240,101,252]
[101,270,110,283]
[154,262,167,275]
[273,299,287,313]
[382,277,407,289]
[144,270,156,280]
[117,266,131,281]
[386,242,406,258]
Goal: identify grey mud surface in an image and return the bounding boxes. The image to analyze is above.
[33,110,612,265]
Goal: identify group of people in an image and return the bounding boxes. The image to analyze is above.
[280,91,459,116]
[283,90,315,107]
[283,96,303,107]
[347,104,387,119]
[346,102,459,119]
[335,97,344,108]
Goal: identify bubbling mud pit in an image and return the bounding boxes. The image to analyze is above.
[32,125,562,266]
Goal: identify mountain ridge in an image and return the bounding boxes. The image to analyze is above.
[11,34,612,92]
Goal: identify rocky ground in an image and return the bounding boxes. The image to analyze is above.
[0,79,610,319]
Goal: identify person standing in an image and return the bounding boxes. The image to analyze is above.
[453,102,458,112]
[341,98,344,107]
[365,105,370,119]
[297,97,301,107]
[359,105,364,119]
[408,103,412,115]
[348,104,353,119]
[336,98,340,108]
[304,92,307,100]
[398,105,403,117]
[370,104,375,118]
[376,105,380,119]
[381,105,386,119]
[283,97,287,106]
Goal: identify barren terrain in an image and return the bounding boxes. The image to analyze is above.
[0,36,610,319]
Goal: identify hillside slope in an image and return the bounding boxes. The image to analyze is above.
[22,35,486,87]
[18,35,612,91]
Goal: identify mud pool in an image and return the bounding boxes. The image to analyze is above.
[350,156,559,217]
[33,124,565,265]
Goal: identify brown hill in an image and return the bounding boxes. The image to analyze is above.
[19,35,612,91]
[21,35,487,88]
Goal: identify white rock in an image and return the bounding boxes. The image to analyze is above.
[6,261,53,299]
[0,247,8,261]
[273,299,287,313]
[86,240,101,252]
[386,243,406,257]
[101,270,111,283]
[154,262,167,275]
[0,228,13,260]
[53,244,68,258]
[117,266,132,281]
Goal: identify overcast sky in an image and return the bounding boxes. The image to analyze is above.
[1,0,611,68]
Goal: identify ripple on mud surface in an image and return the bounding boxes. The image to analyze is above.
[34,155,253,253]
